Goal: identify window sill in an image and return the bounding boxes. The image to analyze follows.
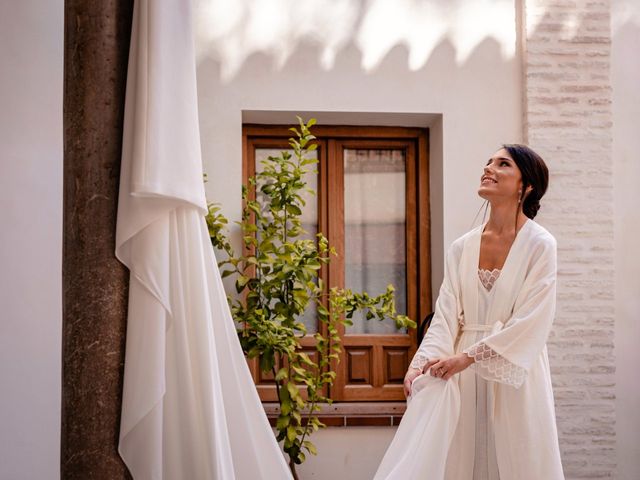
[263,402,407,427]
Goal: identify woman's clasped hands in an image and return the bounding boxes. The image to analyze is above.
[425,353,475,381]
[403,353,475,397]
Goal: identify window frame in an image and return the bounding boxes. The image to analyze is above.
[242,124,432,416]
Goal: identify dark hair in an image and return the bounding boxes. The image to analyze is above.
[501,143,549,220]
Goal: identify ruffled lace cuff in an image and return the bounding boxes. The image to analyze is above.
[409,352,429,371]
[464,342,526,388]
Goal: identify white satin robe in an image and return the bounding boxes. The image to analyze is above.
[374,218,565,480]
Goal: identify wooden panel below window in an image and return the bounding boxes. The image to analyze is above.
[332,335,413,401]
[258,365,275,383]
[346,347,372,384]
[384,348,408,385]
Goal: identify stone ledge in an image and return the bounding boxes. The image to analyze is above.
[264,402,407,427]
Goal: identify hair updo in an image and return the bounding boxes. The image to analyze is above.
[501,144,549,220]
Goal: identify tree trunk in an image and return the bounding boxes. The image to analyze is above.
[61,1,134,478]
[289,458,300,480]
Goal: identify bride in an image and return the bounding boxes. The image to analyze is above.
[374,144,565,480]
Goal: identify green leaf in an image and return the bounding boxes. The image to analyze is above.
[287,382,299,400]
[292,410,302,425]
[276,415,290,430]
[235,275,250,293]
[221,269,234,279]
[285,204,302,216]
[259,353,274,372]
[291,365,306,377]
[275,368,288,381]
[303,440,318,455]
[298,352,315,366]
[281,398,292,415]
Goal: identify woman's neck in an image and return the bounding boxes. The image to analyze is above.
[484,202,529,236]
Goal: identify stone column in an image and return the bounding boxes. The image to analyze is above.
[62,1,134,478]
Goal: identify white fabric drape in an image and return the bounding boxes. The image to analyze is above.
[373,375,461,479]
[115,1,291,478]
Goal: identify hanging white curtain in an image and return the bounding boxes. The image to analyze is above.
[115,1,291,478]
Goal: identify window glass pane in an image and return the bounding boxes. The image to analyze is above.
[255,148,318,334]
[344,149,407,334]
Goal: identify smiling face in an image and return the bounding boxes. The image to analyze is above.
[478,148,526,203]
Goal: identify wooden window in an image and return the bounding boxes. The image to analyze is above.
[243,124,431,404]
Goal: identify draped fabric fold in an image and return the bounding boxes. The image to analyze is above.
[374,375,460,480]
[115,1,291,478]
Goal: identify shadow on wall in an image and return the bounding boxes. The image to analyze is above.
[195,0,640,84]
[194,0,518,81]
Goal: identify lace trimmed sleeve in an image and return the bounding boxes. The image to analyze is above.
[409,352,429,371]
[463,342,526,388]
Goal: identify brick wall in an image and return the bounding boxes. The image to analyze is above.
[522,0,616,478]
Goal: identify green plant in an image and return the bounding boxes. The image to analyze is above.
[206,117,414,478]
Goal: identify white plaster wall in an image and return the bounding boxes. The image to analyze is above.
[0,1,63,479]
[198,42,522,249]
[196,2,521,478]
[196,0,522,285]
[294,427,397,479]
[612,1,640,479]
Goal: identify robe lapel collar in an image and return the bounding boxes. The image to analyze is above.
[460,222,485,328]
[486,218,533,325]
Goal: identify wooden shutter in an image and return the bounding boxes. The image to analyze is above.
[326,136,431,401]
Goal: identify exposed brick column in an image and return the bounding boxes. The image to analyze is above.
[62,1,134,478]
[521,0,616,477]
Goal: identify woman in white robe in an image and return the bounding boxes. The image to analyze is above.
[374,144,565,480]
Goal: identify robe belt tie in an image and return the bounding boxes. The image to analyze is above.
[460,324,493,332]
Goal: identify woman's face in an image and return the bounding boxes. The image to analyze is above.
[478,148,524,203]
